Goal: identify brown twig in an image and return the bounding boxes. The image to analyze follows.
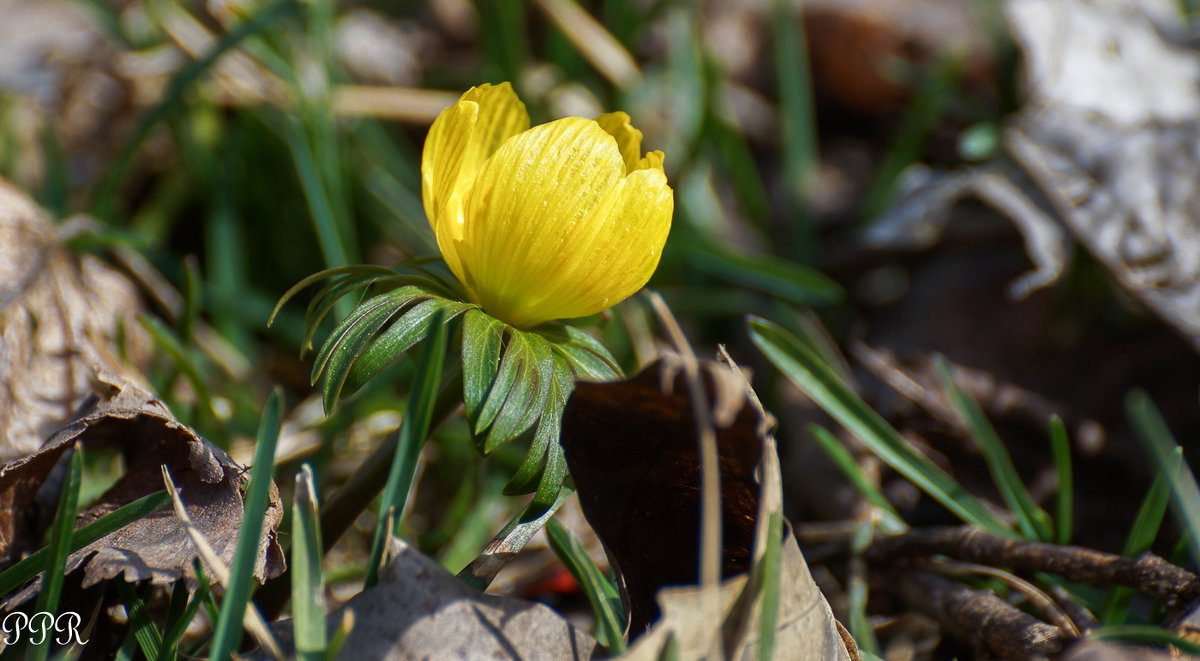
[869,526,1200,605]
[932,559,1081,638]
[1048,584,1100,632]
[895,568,1065,660]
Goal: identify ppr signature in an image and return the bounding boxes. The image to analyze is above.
[1,611,89,646]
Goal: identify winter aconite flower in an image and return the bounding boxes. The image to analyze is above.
[422,83,673,329]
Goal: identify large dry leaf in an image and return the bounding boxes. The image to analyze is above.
[270,537,594,660]
[621,535,854,661]
[562,357,853,659]
[0,177,148,462]
[868,0,1200,351]
[1004,0,1200,351]
[0,368,285,606]
[560,358,761,635]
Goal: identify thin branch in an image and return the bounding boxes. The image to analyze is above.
[868,526,1200,605]
[894,567,1065,660]
[932,559,1081,638]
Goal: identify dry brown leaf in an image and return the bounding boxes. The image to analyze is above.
[868,0,1200,351]
[269,537,594,660]
[621,534,854,661]
[560,358,761,635]
[562,357,853,660]
[1005,0,1200,352]
[0,368,284,606]
[0,177,148,463]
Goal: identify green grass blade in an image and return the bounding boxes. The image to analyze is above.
[769,0,818,259]
[478,0,529,84]
[847,523,880,656]
[204,193,252,354]
[862,56,961,219]
[285,118,355,270]
[193,557,221,627]
[707,113,772,229]
[363,311,448,589]
[29,445,83,661]
[208,388,284,661]
[180,255,203,346]
[1100,447,1179,625]
[1128,390,1200,569]
[1089,624,1200,655]
[756,512,783,661]
[809,425,907,534]
[158,578,207,661]
[38,121,68,219]
[115,581,162,661]
[114,627,139,661]
[936,356,1053,541]
[545,518,626,654]
[138,315,214,423]
[157,581,188,661]
[293,464,327,660]
[1049,416,1073,545]
[0,490,170,598]
[438,476,509,575]
[747,316,1010,534]
[324,611,353,661]
[687,241,843,306]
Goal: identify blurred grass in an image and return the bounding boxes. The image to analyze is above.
[4,0,1195,656]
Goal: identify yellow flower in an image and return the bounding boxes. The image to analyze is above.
[421,83,673,329]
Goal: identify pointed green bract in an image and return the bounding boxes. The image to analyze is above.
[463,308,505,429]
[544,325,622,381]
[503,354,573,496]
[283,256,625,520]
[480,330,555,452]
[531,439,568,515]
[341,297,471,397]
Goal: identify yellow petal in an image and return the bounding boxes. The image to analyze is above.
[595,111,644,173]
[459,117,673,327]
[516,165,673,324]
[421,83,529,282]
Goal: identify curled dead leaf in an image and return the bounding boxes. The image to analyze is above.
[560,357,762,635]
[621,534,854,661]
[562,357,853,659]
[0,368,284,607]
